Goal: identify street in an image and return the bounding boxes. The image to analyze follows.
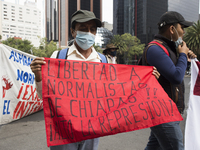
[0,77,190,150]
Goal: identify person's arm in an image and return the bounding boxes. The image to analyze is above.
[146,45,187,84]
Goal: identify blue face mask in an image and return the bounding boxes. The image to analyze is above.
[173,27,183,48]
[175,37,183,48]
[75,31,96,50]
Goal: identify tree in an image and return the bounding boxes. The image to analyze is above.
[2,37,60,57]
[184,20,200,59]
[93,44,104,54]
[32,37,61,57]
[2,37,33,54]
[110,33,145,64]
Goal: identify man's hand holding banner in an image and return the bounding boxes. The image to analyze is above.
[42,58,183,147]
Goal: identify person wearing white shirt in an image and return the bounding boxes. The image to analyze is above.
[30,9,160,150]
[31,9,104,150]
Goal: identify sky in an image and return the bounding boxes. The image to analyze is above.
[4,0,114,24]
[102,0,113,24]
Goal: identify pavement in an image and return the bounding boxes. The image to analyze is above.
[0,77,191,150]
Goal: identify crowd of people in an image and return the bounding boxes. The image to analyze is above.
[30,9,196,150]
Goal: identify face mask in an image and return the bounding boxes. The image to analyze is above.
[175,37,183,48]
[75,31,95,50]
[173,27,183,48]
[110,51,117,56]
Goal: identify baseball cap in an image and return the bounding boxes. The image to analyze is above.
[71,10,102,29]
[158,11,193,28]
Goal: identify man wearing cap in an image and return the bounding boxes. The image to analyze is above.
[30,10,103,150]
[30,9,160,150]
[140,11,196,150]
[103,43,118,64]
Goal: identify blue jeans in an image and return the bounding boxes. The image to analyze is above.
[145,121,184,150]
[50,138,99,150]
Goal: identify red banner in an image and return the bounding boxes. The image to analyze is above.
[42,58,183,147]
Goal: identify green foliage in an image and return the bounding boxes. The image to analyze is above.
[2,37,33,54]
[184,20,200,59]
[2,37,60,58]
[0,35,2,40]
[110,33,145,64]
[93,44,104,54]
[32,37,61,57]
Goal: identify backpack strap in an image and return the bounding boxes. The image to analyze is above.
[143,40,170,65]
[149,41,169,56]
[56,48,69,59]
[98,52,108,63]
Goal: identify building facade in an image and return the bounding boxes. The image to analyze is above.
[0,0,41,47]
[46,0,102,48]
[113,0,199,44]
[135,0,168,44]
[168,0,199,22]
[113,0,134,35]
[95,27,113,48]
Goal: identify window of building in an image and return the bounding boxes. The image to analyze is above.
[11,6,15,8]
[10,25,16,27]
[11,9,15,11]
[25,21,31,24]
[3,4,7,6]
[3,31,9,33]
[18,20,24,22]
[19,7,22,9]
[26,9,30,11]
[10,28,16,31]
[11,12,15,14]
[4,18,9,20]
[4,14,7,16]
[4,11,7,13]
[3,27,9,30]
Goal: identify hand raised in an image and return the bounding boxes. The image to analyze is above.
[30,57,46,82]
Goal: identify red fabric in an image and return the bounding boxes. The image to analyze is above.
[149,41,169,56]
[193,61,200,96]
[42,58,183,147]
